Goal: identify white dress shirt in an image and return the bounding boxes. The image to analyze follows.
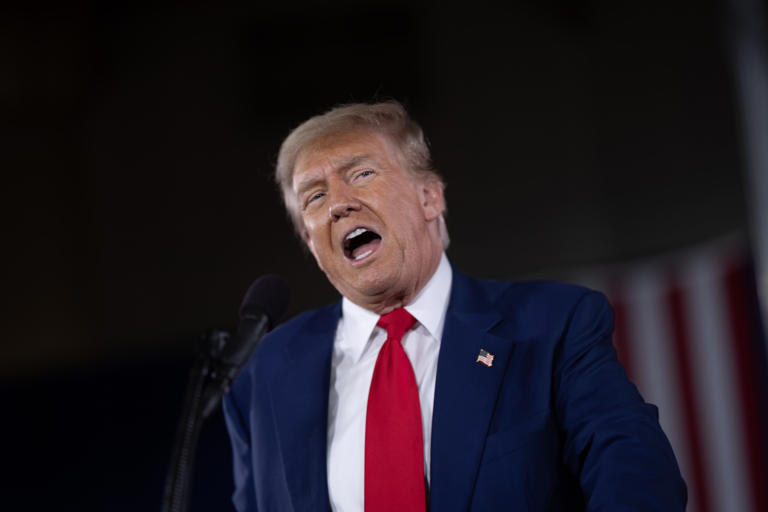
[326,253,453,512]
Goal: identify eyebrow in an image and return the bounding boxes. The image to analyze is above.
[294,153,373,196]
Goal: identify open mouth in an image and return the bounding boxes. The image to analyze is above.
[343,227,382,261]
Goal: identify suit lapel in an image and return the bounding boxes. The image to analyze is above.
[430,270,518,511]
[269,302,339,512]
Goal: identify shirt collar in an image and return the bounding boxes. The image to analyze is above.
[340,252,453,362]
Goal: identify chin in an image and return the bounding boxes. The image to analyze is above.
[343,268,400,298]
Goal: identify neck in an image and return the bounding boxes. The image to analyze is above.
[358,249,443,316]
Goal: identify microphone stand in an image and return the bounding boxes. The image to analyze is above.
[161,329,230,512]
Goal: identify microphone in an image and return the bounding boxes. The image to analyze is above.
[201,274,290,417]
[162,275,290,512]
[221,274,291,382]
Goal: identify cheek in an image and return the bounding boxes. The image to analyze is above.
[306,238,329,271]
[303,222,325,254]
[393,194,428,231]
[303,216,328,243]
[385,187,420,215]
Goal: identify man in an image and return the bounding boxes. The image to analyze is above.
[223,101,687,511]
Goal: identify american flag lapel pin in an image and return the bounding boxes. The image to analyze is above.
[476,348,494,367]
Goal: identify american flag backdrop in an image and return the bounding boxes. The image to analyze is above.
[574,236,768,512]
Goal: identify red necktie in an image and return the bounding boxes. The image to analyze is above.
[365,308,426,512]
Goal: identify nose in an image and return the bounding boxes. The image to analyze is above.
[328,183,361,221]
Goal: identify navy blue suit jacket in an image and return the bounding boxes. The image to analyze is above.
[223,268,687,511]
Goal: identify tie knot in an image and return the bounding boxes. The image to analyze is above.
[377,308,417,342]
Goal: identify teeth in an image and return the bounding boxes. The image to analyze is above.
[354,249,373,261]
[346,228,368,240]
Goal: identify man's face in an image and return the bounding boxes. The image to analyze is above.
[292,130,444,312]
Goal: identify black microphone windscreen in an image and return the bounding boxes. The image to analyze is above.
[239,274,291,329]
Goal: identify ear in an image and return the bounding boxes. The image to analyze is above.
[419,179,445,222]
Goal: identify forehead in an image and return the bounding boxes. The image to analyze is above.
[292,130,403,185]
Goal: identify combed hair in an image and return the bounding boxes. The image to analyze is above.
[275,100,449,248]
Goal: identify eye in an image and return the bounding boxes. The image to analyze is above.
[305,191,325,206]
[354,168,375,181]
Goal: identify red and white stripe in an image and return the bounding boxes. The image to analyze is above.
[574,237,768,512]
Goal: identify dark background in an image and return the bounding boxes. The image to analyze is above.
[2,1,755,509]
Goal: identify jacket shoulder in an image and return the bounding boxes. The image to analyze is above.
[229,301,340,397]
[261,302,338,349]
[462,276,611,340]
[472,277,605,311]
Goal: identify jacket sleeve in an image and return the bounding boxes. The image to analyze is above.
[553,291,687,511]
[222,390,258,512]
